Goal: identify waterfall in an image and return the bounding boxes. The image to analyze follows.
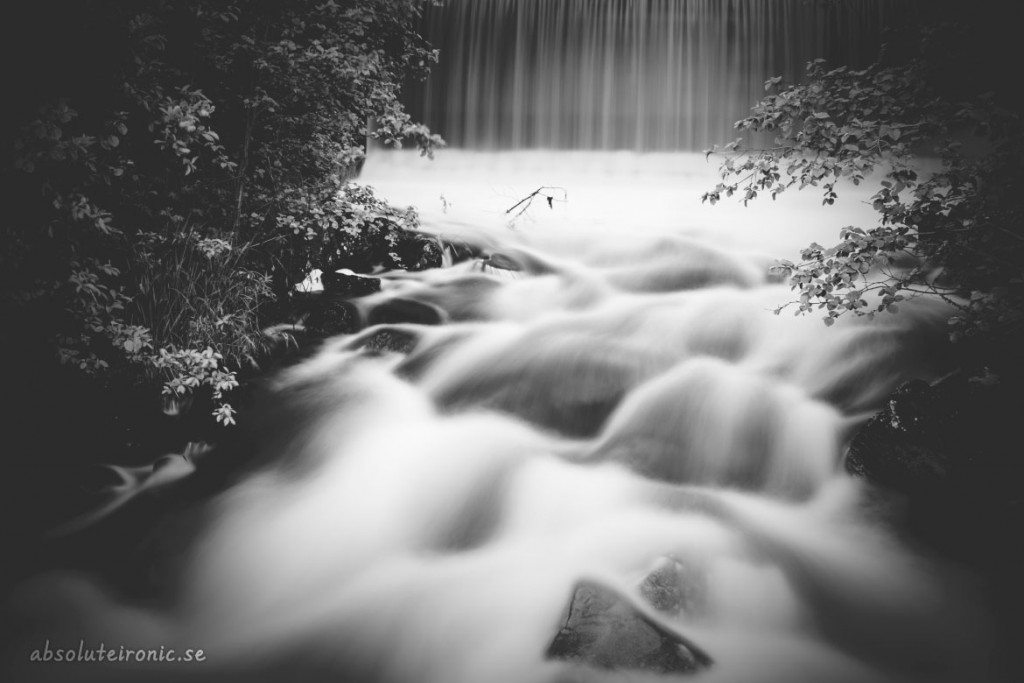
[406,0,904,150]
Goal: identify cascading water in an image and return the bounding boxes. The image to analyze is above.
[3,2,1002,683]
[4,151,999,682]
[406,0,905,150]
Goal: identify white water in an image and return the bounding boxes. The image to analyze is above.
[6,151,995,683]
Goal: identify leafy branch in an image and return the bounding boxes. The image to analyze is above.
[703,25,1024,348]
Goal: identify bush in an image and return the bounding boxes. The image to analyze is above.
[3,0,444,427]
[703,19,1023,373]
[269,181,424,286]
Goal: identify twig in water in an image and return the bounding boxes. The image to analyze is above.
[505,186,568,220]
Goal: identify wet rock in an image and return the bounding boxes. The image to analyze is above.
[546,580,712,675]
[844,372,1021,494]
[845,379,954,492]
[484,252,522,271]
[474,252,528,280]
[321,270,381,297]
[353,328,419,355]
[639,557,707,617]
[497,248,561,275]
[844,371,1024,563]
[397,233,443,270]
[305,298,358,336]
[367,297,445,326]
[439,236,485,264]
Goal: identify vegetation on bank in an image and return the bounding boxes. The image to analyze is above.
[2,0,444,434]
[704,11,1023,378]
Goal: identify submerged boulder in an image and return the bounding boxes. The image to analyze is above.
[844,371,1023,563]
[479,252,523,274]
[438,235,485,265]
[351,328,420,355]
[845,378,955,493]
[367,297,445,326]
[545,579,712,675]
[639,557,707,618]
[304,298,358,336]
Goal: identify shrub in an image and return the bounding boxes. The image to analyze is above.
[4,0,444,427]
[703,20,1023,373]
[270,181,422,282]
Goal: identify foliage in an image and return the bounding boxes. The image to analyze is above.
[128,230,273,364]
[270,181,423,282]
[127,230,273,419]
[154,347,240,426]
[3,0,444,426]
[703,22,1024,362]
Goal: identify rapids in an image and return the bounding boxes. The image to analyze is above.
[3,151,997,682]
